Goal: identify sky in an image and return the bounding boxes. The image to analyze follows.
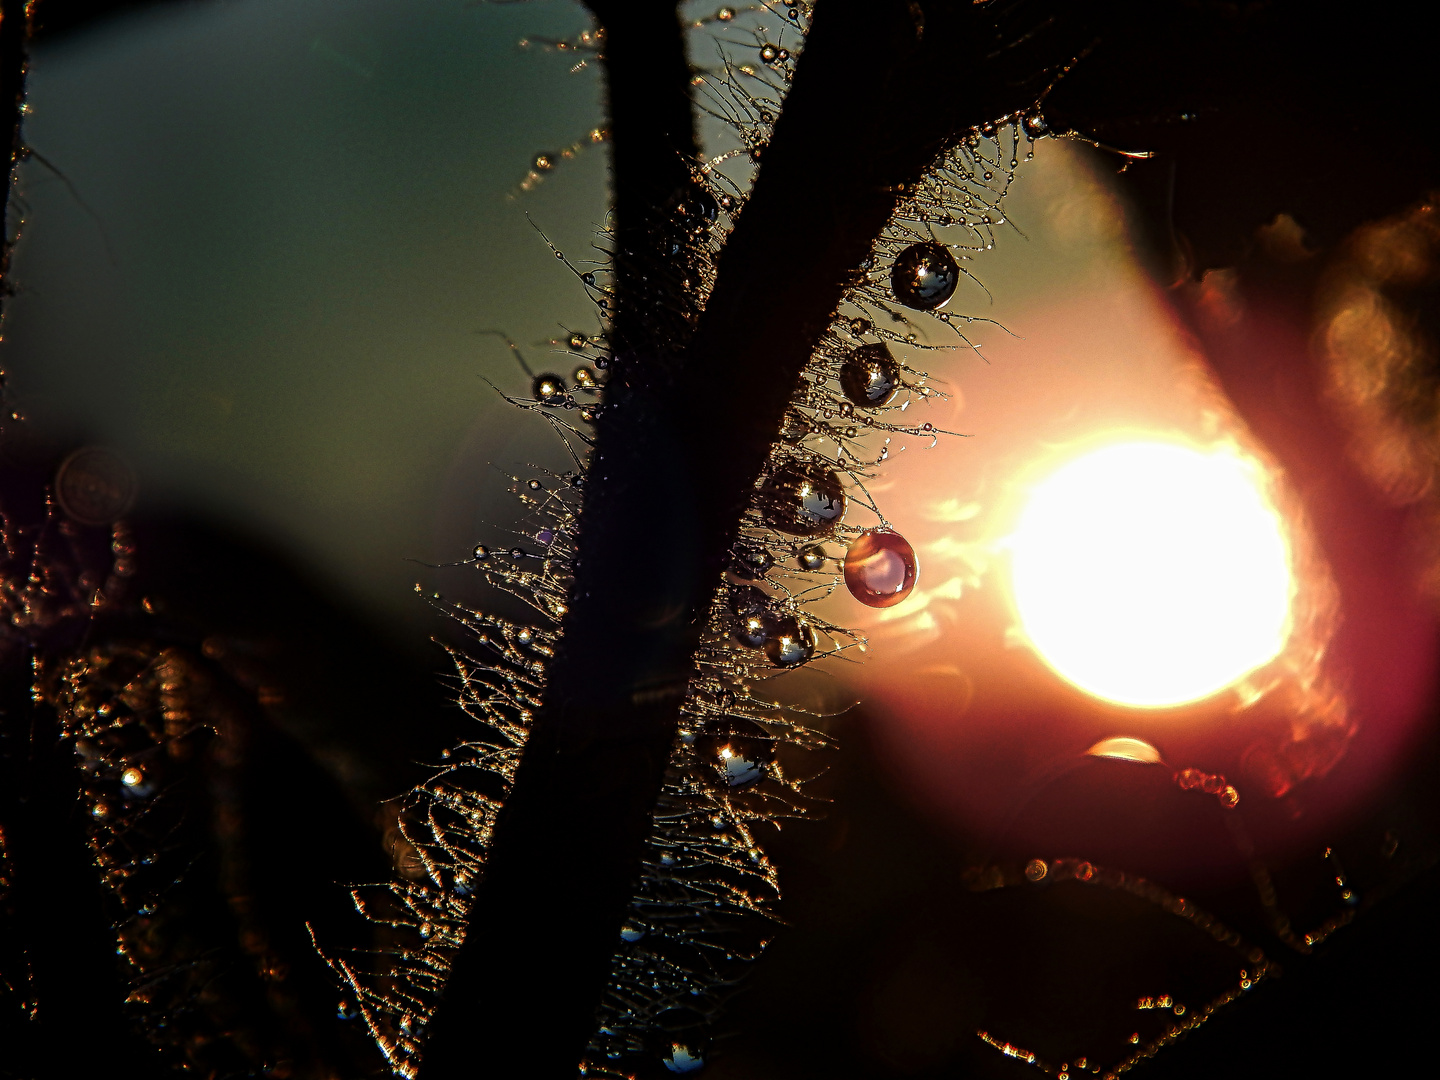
[5,0,1212,703]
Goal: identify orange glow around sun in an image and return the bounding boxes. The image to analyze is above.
[1008,440,1295,709]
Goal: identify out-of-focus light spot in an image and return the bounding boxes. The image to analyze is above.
[1009,440,1293,708]
[1085,736,1164,764]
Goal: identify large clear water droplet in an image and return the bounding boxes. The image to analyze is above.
[761,464,847,535]
[694,718,775,787]
[844,529,918,608]
[890,243,959,310]
[763,615,816,667]
[839,343,901,407]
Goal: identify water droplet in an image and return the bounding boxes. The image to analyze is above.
[849,316,872,334]
[55,447,138,527]
[663,1045,706,1074]
[473,544,489,559]
[716,6,735,20]
[759,43,778,63]
[732,543,775,579]
[419,922,434,939]
[92,802,111,820]
[533,373,567,404]
[890,243,958,310]
[569,332,588,349]
[527,479,543,491]
[649,1008,709,1073]
[760,464,847,535]
[797,544,827,571]
[1025,858,1048,882]
[730,586,775,648]
[337,998,359,1021]
[517,628,534,645]
[694,717,775,787]
[844,529,918,607]
[533,152,555,172]
[1024,113,1049,137]
[764,615,816,668]
[619,920,647,943]
[120,767,144,788]
[839,343,902,407]
[687,185,719,222]
[1086,737,1163,764]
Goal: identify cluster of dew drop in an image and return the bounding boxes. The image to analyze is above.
[39,642,270,1070]
[578,6,1049,1077]
[324,4,1050,1077]
[319,474,577,1078]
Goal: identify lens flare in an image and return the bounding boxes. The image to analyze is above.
[1009,440,1293,708]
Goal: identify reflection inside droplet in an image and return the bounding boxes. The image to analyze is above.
[1085,736,1164,764]
[761,464,847,535]
[763,615,816,668]
[839,343,901,407]
[890,243,959,310]
[844,529,918,607]
[694,718,775,788]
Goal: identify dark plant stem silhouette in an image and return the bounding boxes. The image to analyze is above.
[3,9,152,1075]
[420,3,1083,1076]
[2,0,30,329]
[3,2,1440,1077]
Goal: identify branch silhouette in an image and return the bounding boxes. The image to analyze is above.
[3,2,1440,1078]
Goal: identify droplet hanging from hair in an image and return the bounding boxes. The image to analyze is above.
[693,718,775,788]
[891,242,958,310]
[533,373,567,404]
[844,529,918,608]
[839,343,901,407]
[763,615,816,667]
[760,464,847,535]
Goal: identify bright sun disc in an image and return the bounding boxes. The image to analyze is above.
[1009,440,1293,708]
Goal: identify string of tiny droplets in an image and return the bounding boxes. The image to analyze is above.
[972,856,1277,1080]
[971,765,1385,1079]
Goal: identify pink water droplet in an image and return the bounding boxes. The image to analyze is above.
[844,529,918,608]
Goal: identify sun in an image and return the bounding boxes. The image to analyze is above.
[1008,439,1294,708]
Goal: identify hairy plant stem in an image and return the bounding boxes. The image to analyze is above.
[420,3,1082,1076]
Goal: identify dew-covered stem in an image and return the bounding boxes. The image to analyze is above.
[420,4,1082,1077]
